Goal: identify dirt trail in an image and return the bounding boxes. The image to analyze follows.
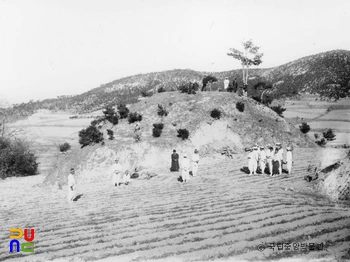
[1,148,349,262]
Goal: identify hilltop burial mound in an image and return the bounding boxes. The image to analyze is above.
[45,91,314,186]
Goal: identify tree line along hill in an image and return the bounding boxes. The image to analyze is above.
[3,49,350,121]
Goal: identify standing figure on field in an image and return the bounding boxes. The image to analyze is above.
[276,142,284,174]
[181,154,190,182]
[248,146,258,175]
[67,168,76,202]
[272,147,281,176]
[265,145,273,174]
[259,145,266,174]
[252,145,259,174]
[192,149,200,176]
[170,149,180,172]
[224,77,229,91]
[112,158,123,187]
[124,170,131,185]
[285,146,293,174]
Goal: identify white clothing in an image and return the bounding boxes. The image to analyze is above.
[67,174,76,202]
[248,151,257,175]
[224,79,229,90]
[286,151,293,174]
[112,163,123,186]
[266,150,273,174]
[182,158,190,182]
[192,153,200,176]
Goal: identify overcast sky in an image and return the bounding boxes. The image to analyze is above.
[0,0,349,104]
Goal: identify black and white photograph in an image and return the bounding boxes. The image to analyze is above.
[1,0,350,261]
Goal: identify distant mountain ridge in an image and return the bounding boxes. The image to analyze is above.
[4,49,350,120]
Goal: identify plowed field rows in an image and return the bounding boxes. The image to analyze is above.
[1,148,349,261]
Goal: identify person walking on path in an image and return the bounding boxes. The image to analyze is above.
[170,149,180,172]
[67,168,76,202]
[112,158,123,187]
[181,154,190,182]
[192,149,200,176]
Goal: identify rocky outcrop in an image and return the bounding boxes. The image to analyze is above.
[317,157,350,201]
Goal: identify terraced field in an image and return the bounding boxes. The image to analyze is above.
[1,148,349,262]
[284,95,350,147]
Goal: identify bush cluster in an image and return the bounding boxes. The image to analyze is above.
[128,112,143,124]
[299,122,311,134]
[236,102,245,112]
[78,125,104,147]
[210,108,222,119]
[323,129,336,141]
[179,82,199,94]
[59,142,71,152]
[107,129,114,140]
[157,104,168,117]
[141,90,153,97]
[158,87,166,93]
[117,104,129,119]
[152,123,164,138]
[177,129,189,140]
[152,129,162,137]
[270,105,286,117]
[316,138,326,147]
[0,138,39,179]
[103,107,119,125]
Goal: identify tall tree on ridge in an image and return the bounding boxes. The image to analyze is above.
[227,39,263,86]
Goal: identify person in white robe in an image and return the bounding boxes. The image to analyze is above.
[67,168,76,202]
[192,149,200,177]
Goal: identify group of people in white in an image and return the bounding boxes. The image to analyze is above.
[66,144,292,202]
[247,142,293,176]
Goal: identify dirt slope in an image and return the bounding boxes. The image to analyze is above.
[1,148,349,262]
[44,92,314,186]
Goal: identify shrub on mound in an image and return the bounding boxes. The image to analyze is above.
[236,102,245,112]
[210,108,222,119]
[117,104,129,119]
[316,138,326,147]
[152,123,164,138]
[158,87,166,93]
[299,122,311,134]
[157,104,168,117]
[141,90,153,97]
[323,129,336,141]
[59,142,71,152]
[152,128,162,137]
[128,112,143,124]
[107,129,114,140]
[270,105,286,117]
[103,106,119,125]
[177,129,189,140]
[79,125,104,147]
[153,123,164,130]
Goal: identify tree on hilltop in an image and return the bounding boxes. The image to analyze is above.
[227,39,263,86]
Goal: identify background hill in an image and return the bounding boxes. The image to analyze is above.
[4,50,350,120]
